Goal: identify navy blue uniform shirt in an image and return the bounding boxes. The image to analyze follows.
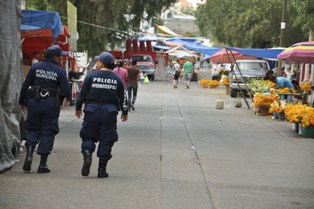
[76,70,128,115]
[19,59,71,105]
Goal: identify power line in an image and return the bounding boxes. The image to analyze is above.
[60,16,133,38]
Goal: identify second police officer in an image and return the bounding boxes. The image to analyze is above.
[75,52,128,178]
[19,45,71,173]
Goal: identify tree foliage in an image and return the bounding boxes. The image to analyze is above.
[292,0,314,40]
[196,0,308,48]
[26,0,176,55]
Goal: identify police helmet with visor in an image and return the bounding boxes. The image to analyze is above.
[45,45,69,58]
[98,52,115,69]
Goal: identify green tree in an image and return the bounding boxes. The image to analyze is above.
[181,6,195,16]
[26,0,176,55]
[292,0,314,41]
[196,0,307,48]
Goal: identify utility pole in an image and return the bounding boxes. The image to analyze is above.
[277,0,288,76]
[279,0,287,48]
[20,0,26,9]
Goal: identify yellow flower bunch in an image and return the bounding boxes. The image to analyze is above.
[253,93,279,107]
[285,104,314,127]
[277,87,292,93]
[220,77,229,86]
[218,69,229,76]
[269,88,276,95]
[199,79,219,88]
[268,81,276,88]
[300,82,311,93]
[269,101,284,113]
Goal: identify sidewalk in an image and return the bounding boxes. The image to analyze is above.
[1,79,314,209]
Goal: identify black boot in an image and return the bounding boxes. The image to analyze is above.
[37,154,51,173]
[23,144,35,172]
[97,159,108,178]
[81,150,92,177]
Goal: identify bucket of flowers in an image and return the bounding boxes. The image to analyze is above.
[269,100,286,121]
[253,93,279,116]
[220,77,230,94]
[285,103,314,138]
[300,82,311,94]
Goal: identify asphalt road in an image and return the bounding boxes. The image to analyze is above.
[1,72,314,209]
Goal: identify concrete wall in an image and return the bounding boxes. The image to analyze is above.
[165,17,200,36]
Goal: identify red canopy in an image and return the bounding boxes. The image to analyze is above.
[21,25,70,65]
[210,48,256,63]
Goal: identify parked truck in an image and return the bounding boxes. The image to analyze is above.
[110,39,169,81]
[229,60,270,97]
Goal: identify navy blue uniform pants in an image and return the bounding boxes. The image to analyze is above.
[80,103,118,161]
[25,97,60,155]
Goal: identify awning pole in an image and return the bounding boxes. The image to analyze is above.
[226,48,251,109]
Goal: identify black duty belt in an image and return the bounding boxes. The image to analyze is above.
[86,100,115,105]
[27,86,58,99]
[40,88,58,97]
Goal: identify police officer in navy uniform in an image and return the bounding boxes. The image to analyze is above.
[75,52,128,178]
[19,45,71,173]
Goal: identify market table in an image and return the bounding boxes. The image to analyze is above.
[277,92,304,104]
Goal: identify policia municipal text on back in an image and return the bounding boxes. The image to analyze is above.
[19,45,71,173]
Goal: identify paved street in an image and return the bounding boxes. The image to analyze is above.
[1,72,314,209]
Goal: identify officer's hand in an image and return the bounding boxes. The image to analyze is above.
[121,114,128,122]
[75,110,82,119]
[20,105,27,112]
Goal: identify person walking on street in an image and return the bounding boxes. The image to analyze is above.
[19,45,71,173]
[191,58,200,82]
[182,59,193,89]
[172,59,181,88]
[126,59,140,111]
[113,59,128,88]
[75,52,128,178]
[139,71,144,85]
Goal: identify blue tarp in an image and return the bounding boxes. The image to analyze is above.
[166,38,221,56]
[166,37,198,43]
[184,44,221,56]
[21,10,63,38]
[226,47,284,60]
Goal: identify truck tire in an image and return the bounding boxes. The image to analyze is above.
[150,75,155,81]
[230,88,238,98]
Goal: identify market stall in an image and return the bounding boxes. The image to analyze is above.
[210,48,257,63]
[277,41,314,106]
